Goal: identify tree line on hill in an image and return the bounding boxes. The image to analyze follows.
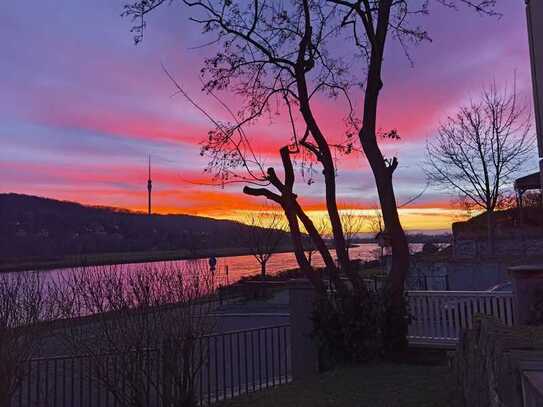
[0,194,291,261]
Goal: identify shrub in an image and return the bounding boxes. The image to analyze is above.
[312,287,410,367]
[312,290,382,366]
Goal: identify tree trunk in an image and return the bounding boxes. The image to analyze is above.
[243,146,327,294]
[295,69,352,281]
[294,202,337,273]
[360,137,410,351]
[307,250,313,266]
[356,0,409,352]
[486,209,495,257]
[282,203,325,293]
[292,200,348,294]
[260,261,266,277]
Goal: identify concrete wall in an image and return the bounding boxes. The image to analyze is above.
[409,259,510,291]
[445,261,510,291]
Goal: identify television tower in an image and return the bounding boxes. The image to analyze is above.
[147,155,152,215]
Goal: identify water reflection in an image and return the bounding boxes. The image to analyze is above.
[33,243,423,284]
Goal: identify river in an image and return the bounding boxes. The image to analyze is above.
[34,243,424,284]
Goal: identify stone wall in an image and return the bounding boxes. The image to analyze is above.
[453,238,543,259]
[453,316,543,407]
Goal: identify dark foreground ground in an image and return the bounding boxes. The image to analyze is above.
[217,361,453,407]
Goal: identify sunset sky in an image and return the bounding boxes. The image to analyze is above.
[1,1,539,232]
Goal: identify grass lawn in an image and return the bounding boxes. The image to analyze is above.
[218,362,453,407]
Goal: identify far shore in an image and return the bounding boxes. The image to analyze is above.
[0,245,310,273]
[1,239,444,273]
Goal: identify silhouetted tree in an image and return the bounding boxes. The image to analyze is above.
[426,82,533,255]
[242,211,287,277]
[122,0,362,295]
[242,146,331,292]
[328,0,498,350]
[368,207,386,262]
[123,0,498,350]
[52,262,216,407]
[0,272,56,406]
[305,217,329,267]
[339,209,366,257]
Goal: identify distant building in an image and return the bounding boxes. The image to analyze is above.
[525,0,543,198]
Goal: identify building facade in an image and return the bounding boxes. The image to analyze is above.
[526,0,543,193]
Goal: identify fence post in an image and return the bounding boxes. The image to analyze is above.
[510,265,543,325]
[288,279,318,380]
[161,339,174,406]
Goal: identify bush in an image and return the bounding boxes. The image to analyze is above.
[312,290,382,366]
[312,288,410,367]
[381,291,410,353]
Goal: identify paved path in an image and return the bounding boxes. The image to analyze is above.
[213,288,290,333]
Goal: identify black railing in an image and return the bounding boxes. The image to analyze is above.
[406,275,449,291]
[10,324,291,406]
[198,324,291,404]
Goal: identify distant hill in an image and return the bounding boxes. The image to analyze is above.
[0,193,290,263]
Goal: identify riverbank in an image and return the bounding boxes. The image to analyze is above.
[1,245,300,273]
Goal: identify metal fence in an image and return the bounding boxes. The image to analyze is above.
[361,276,449,292]
[197,324,291,404]
[406,275,449,291]
[9,324,292,407]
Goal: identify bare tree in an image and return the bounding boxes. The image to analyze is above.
[122,0,363,294]
[242,146,330,292]
[0,272,55,406]
[367,207,386,263]
[426,82,533,255]
[305,217,329,267]
[52,262,216,407]
[123,0,498,350]
[241,211,287,277]
[339,210,366,257]
[327,0,498,350]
